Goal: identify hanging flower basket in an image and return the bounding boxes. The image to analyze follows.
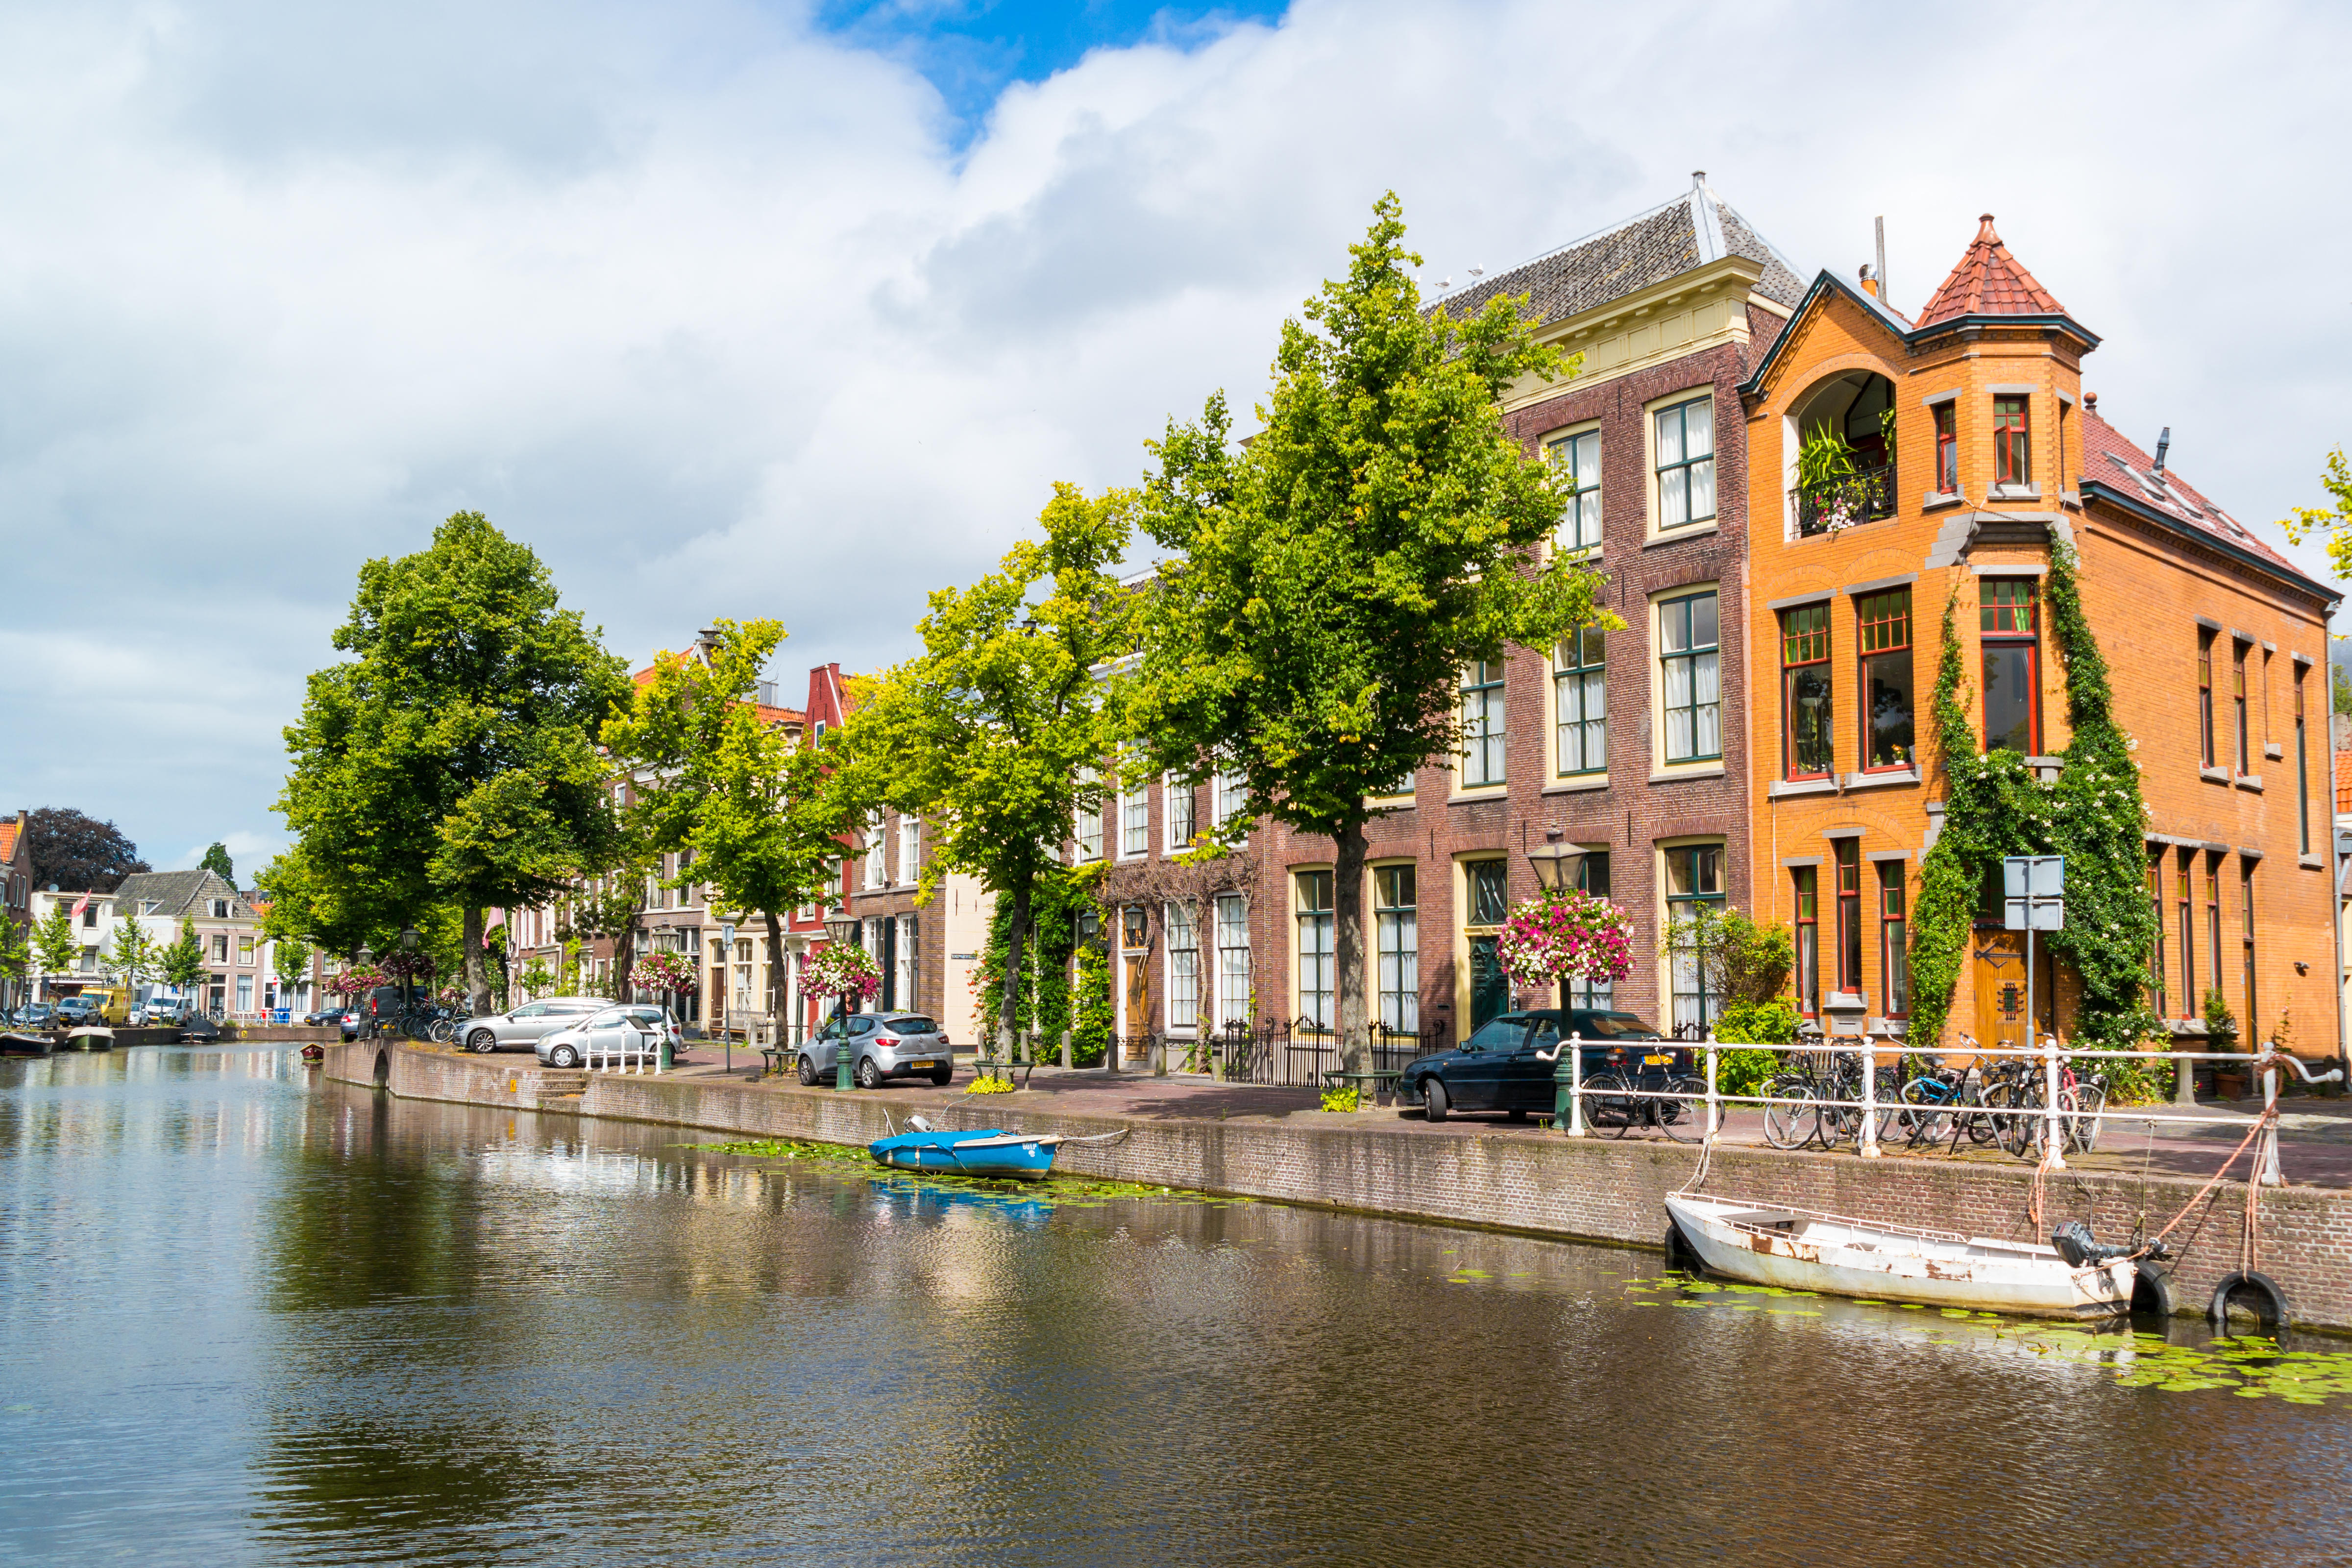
[801,943,881,1004]
[1494,888,1634,990]
[329,968,391,997]
[630,950,697,995]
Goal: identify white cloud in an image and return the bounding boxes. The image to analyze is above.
[4,0,2349,864]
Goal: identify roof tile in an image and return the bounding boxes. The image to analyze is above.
[1916,214,2066,327]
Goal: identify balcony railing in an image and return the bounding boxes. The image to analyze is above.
[1794,463,1896,537]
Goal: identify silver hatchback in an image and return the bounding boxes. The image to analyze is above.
[798,1012,954,1088]
[460,996,606,1053]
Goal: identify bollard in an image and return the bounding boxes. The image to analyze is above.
[2042,1034,2067,1170]
[1704,1036,1718,1140]
[2172,1041,2197,1107]
[1556,1031,1585,1137]
[1152,1034,1167,1076]
[1059,1029,1073,1071]
[1859,1037,1881,1158]
[2257,1047,2284,1187]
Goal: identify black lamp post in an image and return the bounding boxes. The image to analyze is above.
[1526,838,1587,1013]
[356,944,376,1036]
[824,915,862,1091]
[397,926,419,1018]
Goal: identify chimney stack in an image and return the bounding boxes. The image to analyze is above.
[1859,264,1879,299]
[2153,427,2171,476]
[2084,392,2098,416]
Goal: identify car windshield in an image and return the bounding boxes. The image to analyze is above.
[1463,1015,1526,1052]
[1573,1013,1663,1039]
[889,1017,937,1034]
[587,1010,629,1027]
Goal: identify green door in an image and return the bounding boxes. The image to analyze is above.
[1470,935,1508,1032]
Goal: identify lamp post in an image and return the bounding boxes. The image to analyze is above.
[398,926,419,1021]
[824,915,861,1091]
[1527,838,1587,1136]
[356,945,376,1038]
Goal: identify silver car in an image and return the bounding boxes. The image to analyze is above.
[797,1012,953,1088]
[460,996,606,1054]
[535,1005,682,1069]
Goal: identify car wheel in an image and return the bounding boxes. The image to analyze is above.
[549,1044,580,1069]
[467,1029,497,1053]
[797,1055,818,1086]
[931,1068,953,1087]
[1506,1107,1528,1123]
[856,1056,883,1090]
[1421,1077,1449,1123]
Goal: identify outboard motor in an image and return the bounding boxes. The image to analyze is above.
[2051,1221,2145,1267]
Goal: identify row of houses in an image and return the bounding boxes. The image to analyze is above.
[511,178,2344,1067]
[1,855,308,1018]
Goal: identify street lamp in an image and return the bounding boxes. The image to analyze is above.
[824,915,861,1091]
[1526,837,1586,1018]
[398,926,419,1017]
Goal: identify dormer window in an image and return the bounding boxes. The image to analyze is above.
[1993,396,2030,487]
[211,899,230,919]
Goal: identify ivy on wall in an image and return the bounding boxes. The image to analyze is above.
[1907,543,2161,1052]
[972,862,1111,1065]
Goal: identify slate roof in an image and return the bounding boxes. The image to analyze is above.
[111,869,254,920]
[2081,410,2318,586]
[1430,175,1806,328]
[1916,215,2067,327]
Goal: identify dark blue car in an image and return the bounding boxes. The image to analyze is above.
[1399,1009,1686,1123]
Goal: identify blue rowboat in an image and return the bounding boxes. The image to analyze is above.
[867,1116,1128,1180]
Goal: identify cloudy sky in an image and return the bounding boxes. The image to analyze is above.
[4,0,2349,877]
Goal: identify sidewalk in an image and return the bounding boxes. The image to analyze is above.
[657,1050,2352,1189]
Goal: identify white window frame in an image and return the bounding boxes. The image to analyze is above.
[897,814,920,885]
[1120,776,1149,859]
[1213,769,1247,831]
[1214,893,1250,1029]
[1164,774,1198,851]
[1373,861,1418,1033]
[1164,900,1200,1033]
[1294,870,1334,1031]
[895,913,917,1011]
[865,815,887,887]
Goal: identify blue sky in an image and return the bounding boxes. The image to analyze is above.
[0,0,2348,875]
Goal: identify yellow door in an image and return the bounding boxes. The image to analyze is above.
[1973,933,2028,1052]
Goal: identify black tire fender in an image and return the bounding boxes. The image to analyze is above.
[2207,1269,2289,1330]
[2130,1259,2174,1320]
[1664,1221,1701,1274]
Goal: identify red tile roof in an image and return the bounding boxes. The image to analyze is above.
[0,816,18,864]
[2080,410,2309,579]
[1916,215,2067,327]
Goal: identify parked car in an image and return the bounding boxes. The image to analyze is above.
[177,1013,222,1043]
[14,1002,56,1030]
[303,1005,343,1027]
[456,996,606,1054]
[339,1009,363,1042]
[136,999,190,1027]
[535,1006,682,1069]
[1398,1009,1685,1123]
[54,996,106,1029]
[797,1011,953,1088]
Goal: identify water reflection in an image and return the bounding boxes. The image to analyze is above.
[0,1049,2348,1568]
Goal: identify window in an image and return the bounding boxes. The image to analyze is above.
[896,914,918,1012]
[1980,580,2039,755]
[1835,839,1862,995]
[2177,847,2196,1017]
[1465,860,1509,1030]
[1295,872,1333,1030]
[899,816,921,884]
[2232,641,2251,774]
[865,815,888,885]
[1993,395,2030,486]
[735,938,753,1013]
[1550,428,1601,554]
[1554,629,1606,777]
[1660,591,1722,763]
[1654,396,1716,530]
[1074,781,1103,863]
[2296,666,2311,855]
[2205,855,2223,997]
[2147,848,2166,1018]
[211,899,229,919]
[1166,776,1197,850]
[1570,853,1613,1008]
[237,936,254,965]
[1121,778,1149,858]
[2241,859,2257,1037]
[1781,603,1832,780]
[1215,894,1250,1028]
[1460,661,1506,786]
[1879,862,1908,1018]
[1375,865,1418,1032]
[1166,902,1200,1031]
[1859,588,1915,770]
[1934,401,1958,494]
[82,904,98,928]
[236,975,253,1013]
[1665,844,1724,1030]
[1214,770,1247,831]
[2198,630,2216,768]
[212,934,229,962]
[1791,866,1819,1018]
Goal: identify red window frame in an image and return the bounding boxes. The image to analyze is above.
[1834,839,1862,995]
[2176,847,2195,1017]
[2146,848,2166,1017]
[1934,402,1958,493]
[1781,603,1832,781]
[1792,866,1819,1017]
[1857,588,1913,772]
[1993,395,2030,486]
[1979,580,2040,755]
[2205,856,2222,996]
[2197,630,2215,768]
[1878,861,1909,1018]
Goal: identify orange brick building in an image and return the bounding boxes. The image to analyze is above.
[1737,217,2340,1059]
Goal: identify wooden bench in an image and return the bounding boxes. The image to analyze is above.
[759,1045,789,1078]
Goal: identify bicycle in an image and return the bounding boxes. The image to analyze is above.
[1583,1044,1708,1143]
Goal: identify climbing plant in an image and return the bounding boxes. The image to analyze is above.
[971,862,1109,1065]
[1907,545,2160,1057]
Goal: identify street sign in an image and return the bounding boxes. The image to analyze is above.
[2002,855,2064,932]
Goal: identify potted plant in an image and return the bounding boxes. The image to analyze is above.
[2201,989,2244,1099]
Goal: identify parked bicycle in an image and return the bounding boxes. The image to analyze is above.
[1583,1044,1708,1143]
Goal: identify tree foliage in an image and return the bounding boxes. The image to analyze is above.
[32,903,77,979]
[1128,194,1607,1062]
[835,488,1138,1044]
[106,915,159,993]
[198,843,235,887]
[161,918,206,992]
[25,808,148,893]
[277,512,628,1008]
[2280,446,2352,579]
[0,917,30,992]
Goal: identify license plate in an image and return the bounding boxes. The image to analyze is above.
[1643,1054,1670,1065]
[909,1060,936,1070]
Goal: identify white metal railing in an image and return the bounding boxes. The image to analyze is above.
[1544,1032,2343,1186]
[586,1033,661,1074]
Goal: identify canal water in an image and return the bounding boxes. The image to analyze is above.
[4,1048,2350,1567]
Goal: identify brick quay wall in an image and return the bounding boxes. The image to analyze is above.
[326,1041,2352,1331]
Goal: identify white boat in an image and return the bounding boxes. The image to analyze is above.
[1664,1193,2138,1318]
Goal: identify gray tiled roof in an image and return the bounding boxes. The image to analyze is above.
[1432,178,1806,327]
[111,869,253,920]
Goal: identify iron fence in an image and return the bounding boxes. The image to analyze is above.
[1793,462,1896,536]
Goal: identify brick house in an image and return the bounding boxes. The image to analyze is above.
[1737,215,2340,1059]
[1078,174,1806,1055]
[0,811,31,1011]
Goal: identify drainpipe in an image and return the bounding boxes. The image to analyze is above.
[2332,616,2349,1082]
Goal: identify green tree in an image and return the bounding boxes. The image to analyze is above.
[2333,662,2352,718]
[272,934,314,999]
[31,903,77,983]
[198,842,235,887]
[2281,446,2352,575]
[603,618,860,1019]
[0,918,29,1008]
[106,914,159,998]
[1128,195,1606,1070]
[161,917,207,995]
[277,512,630,1011]
[836,488,1138,1046]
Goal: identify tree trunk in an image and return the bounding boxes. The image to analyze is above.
[997,877,1033,1046]
[462,906,490,1015]
[1334,814,1369,1076]
[763,909,785,1035]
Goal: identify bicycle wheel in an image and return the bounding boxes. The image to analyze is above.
[2001,1084,2052,1159]
[2070,1081,2106,1153]
[1585,1071,1635,1139]
[1661,1075,1709,1143]
[1898,1079,1952,1147]
[430,1017,455,1043]
[1761,1078,1819,1150]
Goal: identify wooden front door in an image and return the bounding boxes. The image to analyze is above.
[1974,931,2031,1051]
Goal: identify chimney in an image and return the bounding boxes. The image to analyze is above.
[1859,264,1879,299]
[694,627,721,662]
[2153,427,2171,476]
[2084,392,2098,416]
